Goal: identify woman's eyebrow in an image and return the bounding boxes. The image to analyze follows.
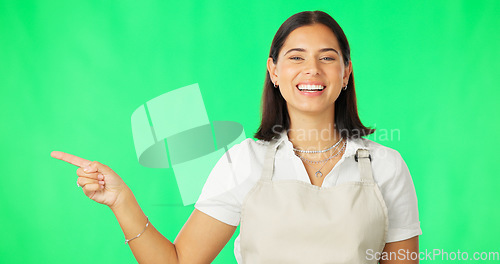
[284,48,339,56]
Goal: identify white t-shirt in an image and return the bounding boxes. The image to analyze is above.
[195,130,422,262]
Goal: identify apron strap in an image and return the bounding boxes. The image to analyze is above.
[261,140,279,182]
[355,149,374,183]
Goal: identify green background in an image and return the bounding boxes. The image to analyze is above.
[1,0,499,263]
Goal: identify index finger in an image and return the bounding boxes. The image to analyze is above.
[51,151,91,168]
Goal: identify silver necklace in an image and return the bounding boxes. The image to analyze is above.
[293,136,343,154]
[294,138,345,164]
[294,140,346,178]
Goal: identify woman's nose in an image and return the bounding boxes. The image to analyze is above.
[304,59,320,75]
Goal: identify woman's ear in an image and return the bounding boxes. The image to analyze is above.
[267,57,278,83]
[343,60,352,84]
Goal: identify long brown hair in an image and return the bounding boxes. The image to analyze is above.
[253,10,375,141]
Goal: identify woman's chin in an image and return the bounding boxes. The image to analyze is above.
[289,104,334,115]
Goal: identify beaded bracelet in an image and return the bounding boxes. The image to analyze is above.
[125,216,150,244]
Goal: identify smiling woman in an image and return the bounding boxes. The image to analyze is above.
[52,10,421,264]
[197,10,421,263]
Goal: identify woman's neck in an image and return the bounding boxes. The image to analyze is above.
[287,108,342,152]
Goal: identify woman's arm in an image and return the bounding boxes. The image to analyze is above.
[111,187,178,263]
[379,235,419,264]
[51,151,237,264]
[112,187,237,264]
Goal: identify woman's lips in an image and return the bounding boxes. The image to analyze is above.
[295,85,326,96]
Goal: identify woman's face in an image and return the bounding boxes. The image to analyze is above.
[267,23,352,115]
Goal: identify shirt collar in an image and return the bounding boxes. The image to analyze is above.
[274,129,369,158]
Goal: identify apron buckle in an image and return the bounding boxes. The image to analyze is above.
[354,152,372,162]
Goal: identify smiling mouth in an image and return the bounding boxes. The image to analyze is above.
[296,84,326,92]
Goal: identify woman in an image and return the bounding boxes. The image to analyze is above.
[52,11,421,263]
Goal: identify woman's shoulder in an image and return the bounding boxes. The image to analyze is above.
[223,138,270,168]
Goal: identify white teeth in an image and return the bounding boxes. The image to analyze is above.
[297,84,325,91]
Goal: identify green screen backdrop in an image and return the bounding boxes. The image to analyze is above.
[1,0,499,263]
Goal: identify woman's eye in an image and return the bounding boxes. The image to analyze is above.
[289,57,335,61]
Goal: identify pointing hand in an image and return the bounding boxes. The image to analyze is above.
[51,151,129,209]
